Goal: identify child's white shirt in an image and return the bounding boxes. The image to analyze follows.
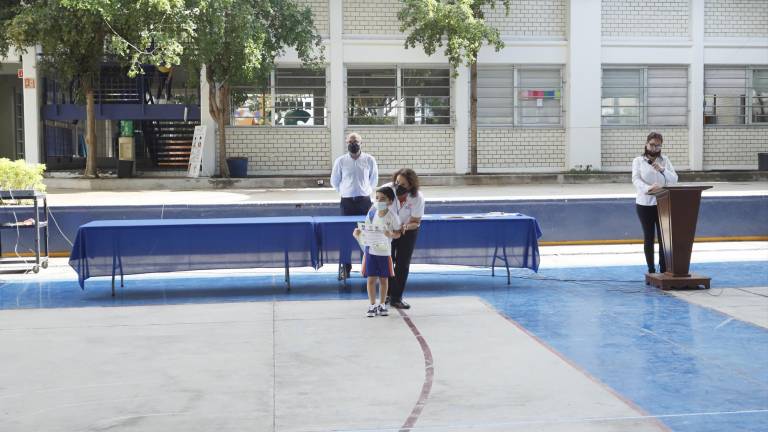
[368,209,401,256]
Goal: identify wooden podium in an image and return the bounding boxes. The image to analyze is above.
[645,185,712,290]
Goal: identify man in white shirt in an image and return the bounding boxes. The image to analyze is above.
[330,132,379,276]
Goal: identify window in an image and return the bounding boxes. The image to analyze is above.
[347,68,398,125]
[230,67,326,126]
[402,68,450,125]
[477,66,563,126]
[517,69,562,125]
[754,69,768,123]
[601,67,688,126]
[601,69,643,126]
[347,67,450,125]
[705,67,768,125]
[477,66,514,125]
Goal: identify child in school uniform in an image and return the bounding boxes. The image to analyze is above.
[353,186,401,317]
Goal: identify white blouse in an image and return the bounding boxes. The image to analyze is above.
[383,182,425,225]
[632,155,679,206]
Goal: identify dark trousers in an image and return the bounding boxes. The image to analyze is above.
[636,204,666,273]
[389,229,419,301]
[340,196,372,274]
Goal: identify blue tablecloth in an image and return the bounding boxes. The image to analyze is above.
[69,217,317,288]
[314,213,541,271]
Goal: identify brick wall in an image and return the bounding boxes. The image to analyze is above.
[703,128,768,169]
[484,0,567,38]
[344,0,401,36]
[705,0,768,37]
[601,128,689,170]
[602,0,689,37]
[298,0,330,37]
[477,128,565,172]
[345,127,455,175]
[224,127,331,175]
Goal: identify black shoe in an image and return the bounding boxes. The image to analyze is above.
[391,300,410,309]
[385,296,391,305]
[648,268,656,274]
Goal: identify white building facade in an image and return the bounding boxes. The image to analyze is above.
[4,0,768,175]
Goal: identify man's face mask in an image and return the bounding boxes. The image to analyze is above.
[347,141,360,155]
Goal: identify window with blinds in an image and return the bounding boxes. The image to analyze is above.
[477,66,563,126]
[601,66,688,127]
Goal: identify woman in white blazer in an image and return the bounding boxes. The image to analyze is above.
[632,132,679,274]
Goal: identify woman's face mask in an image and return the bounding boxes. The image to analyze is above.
[645,142,662,158]
[395,183,408,196]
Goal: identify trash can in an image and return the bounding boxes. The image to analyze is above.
[118,136,135,178]
[118,160,133,178]
[759,153,768,171]
[226,157,248,178]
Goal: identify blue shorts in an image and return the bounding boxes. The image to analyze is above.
[361,249,394,278]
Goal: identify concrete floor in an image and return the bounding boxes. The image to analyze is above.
[0,298,667,432]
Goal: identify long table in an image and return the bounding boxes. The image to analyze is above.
[69,214,541,294]
[69,217,318,294]
[315,214,541,284]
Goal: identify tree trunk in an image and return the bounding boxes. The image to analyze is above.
[83,82,99,178]
[470,61,478,175]
[216,84,230,177]
[206,69,230,177]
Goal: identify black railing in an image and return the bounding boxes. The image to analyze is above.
[43,64,200,107]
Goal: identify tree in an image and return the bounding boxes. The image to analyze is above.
[1,0,192,177]
[398,0,510,175]
[188,0,323,177]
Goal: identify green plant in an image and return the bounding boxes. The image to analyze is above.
[567,165,600,174]
[0,158,47,192]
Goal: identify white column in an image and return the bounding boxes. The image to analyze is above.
[566,0,602,170]
[329,0,345,162]
[454,65,470,174]
[22,48,41,164]
[200,66,217,176]
[689,0,704,171]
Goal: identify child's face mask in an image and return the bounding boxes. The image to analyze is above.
[376,201,388,211]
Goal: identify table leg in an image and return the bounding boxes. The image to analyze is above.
[492,245,498,277]
[502,246,510,285]
[284,251,291,291]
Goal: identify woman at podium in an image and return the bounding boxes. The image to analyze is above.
[632,132,679,273]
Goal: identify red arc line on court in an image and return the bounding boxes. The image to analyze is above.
[397,308,434,432]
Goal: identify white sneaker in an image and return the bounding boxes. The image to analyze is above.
[366,305,377,318]
[377,304,389,316]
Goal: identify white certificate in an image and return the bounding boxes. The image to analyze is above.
[357,222,389,248]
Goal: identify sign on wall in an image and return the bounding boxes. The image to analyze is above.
[23,78,35,89]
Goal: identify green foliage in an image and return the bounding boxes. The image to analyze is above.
[348,117,398,125]
[398,0,510,75]
[1,0,193,80]
[0,159,46,192]
[189,0,324,87]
